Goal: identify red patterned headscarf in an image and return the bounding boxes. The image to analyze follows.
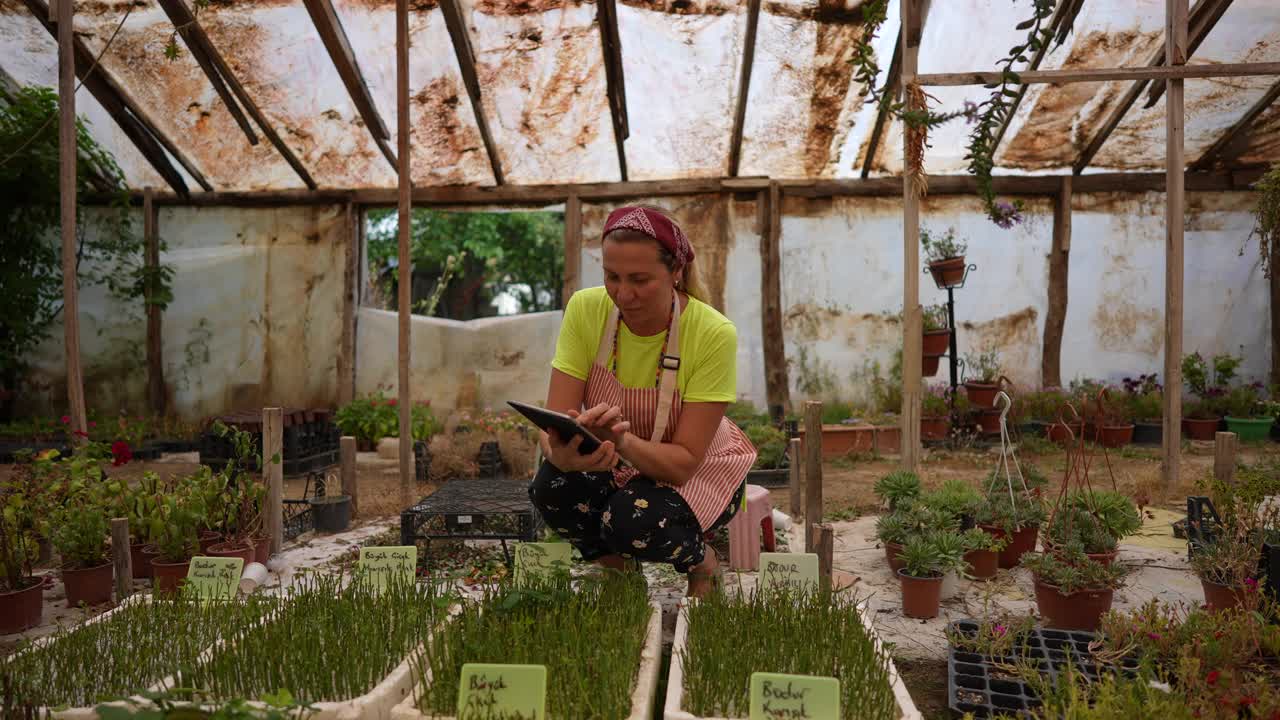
[602,206,695,268]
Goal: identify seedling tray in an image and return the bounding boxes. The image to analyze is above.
[945,620,1141,718]
[400,477,543,548]
[663,599,922,720]
[389,601,663,720]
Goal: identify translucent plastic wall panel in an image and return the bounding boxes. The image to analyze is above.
[740,0,871,179]
[461,0,618,184]
[0,0,172,189]
[996,1,1164,171]
[198,0,398,188]
[330,0,494,187]
[839,0,898,177]
[1233,102,1280,167]
[1091,0,1280,171]
[67,0,301,190]
[616,1,745,180]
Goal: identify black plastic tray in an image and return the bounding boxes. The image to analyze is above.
[947,620,1140,718]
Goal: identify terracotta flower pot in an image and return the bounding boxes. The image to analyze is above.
[150,558,191,596]
[1047,421,1083,445]
[964,549,998,580]
[923,354,943,377]
[62,561,114,607]
[207,540,255,566]
[1097,424,1134,448]
[197,530,222,555]
[981,524,1038,569]
[975,410,1002,435]
[965,382,1000,410]
[921,416,951,441]
[928,256,967,288]
[0,578,43,634]
[885,542,905,574]
[1183,417,1221,441]
[899,569,944,619]
[252,535,270,565]
[130,540,152,579]
[922,330,951,356]
[1033,579,1114,631]
[1200,577,1247,612]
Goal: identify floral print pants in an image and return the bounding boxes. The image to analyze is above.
[528,460,743,573]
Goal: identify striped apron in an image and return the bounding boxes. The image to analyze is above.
[584,290,758,530]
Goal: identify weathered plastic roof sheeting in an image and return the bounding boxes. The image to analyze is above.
[1236,102,1280,166]
[0,0,175,189]
[615,1,745,180]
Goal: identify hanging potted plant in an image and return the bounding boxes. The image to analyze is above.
[975,490,1046,569]
[50,487,114,608]
[0,474,42,634]
[1123,375,1163,446]
[1021,548,1126,631]
[1093,388,1134,448]
[1042,490,1140,566]
[922,226,969,289]
[922,304,949,377]
[960,527,1005,581]
[898,535,947,619]
[1223,383,1276,443]
[921,383,952,441]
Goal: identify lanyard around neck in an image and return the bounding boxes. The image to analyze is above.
[610,296,676,388]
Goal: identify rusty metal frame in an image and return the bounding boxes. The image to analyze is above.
[597,0,629,181]
[439,0,506,185]
[301,0,397,172]
[727,0,760,177]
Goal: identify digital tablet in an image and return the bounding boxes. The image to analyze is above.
[507,400,630,468]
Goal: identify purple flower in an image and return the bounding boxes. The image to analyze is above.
[1147,632,1162,641]
[963,100,980,124]
[990,200,1024,229]
[994,624,1007,636]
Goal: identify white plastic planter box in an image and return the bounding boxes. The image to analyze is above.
[389,601,663,720]
[662,600,922,720]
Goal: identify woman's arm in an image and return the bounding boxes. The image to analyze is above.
[545,368,586,415]
[615,401,727,486]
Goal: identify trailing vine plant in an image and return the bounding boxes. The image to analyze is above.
[850,0,1074,226]
[1245,161,1279,278]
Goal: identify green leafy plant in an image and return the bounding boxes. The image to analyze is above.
[926,530,968,575]
[960,527,1007,553]
[414,571,648,718]
[1045,490,1141,555]
[922,383,951,417]
[921,479,983,523]
[922,303,950,332]
[975,490,1046,534]
[874,512,913,547]
[1223,384,1270,419]
[1246,161,1280,279]
[920,227,968,263]
[1127,388,1163,423]
[49,486,112,569]
[899,535,946,579]
[1020,549,1126,593]
[964,348,1002,385]
[745,422,787,470]
[1182,351,1241,398]
[679,585,898,720]
[1189,496,1276,591]
[873,470,921,510]
[146,480,206,564]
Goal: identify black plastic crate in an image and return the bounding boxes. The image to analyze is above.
[947,620,1140,718]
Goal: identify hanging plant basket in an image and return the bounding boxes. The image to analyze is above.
[923,354,944,377]
[923,329,951,356]
[928,256,968,288]
[921,416,951,441]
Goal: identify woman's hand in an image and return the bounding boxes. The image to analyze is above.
[570,403,631,447]
[540,428,620,473]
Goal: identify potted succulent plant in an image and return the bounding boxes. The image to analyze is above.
[922,226,969,289]
[1020,548,1126,630]
[1092,388,1134,448]
[1181,352,1239,440]
[1123,374,1163,446]
[898,536,947,619]
[1042,490,1140,566]
[875,512,911,574]
[929,530,968,600]
[959,527,1006,581]
[1223,383,1276,443]
[50,487,113,607]
[921,383,952,441]
[873,470,921,512]
[0,473,42,634]
[1189,498,1274,612]
[922,479,983,529]
[975,491,1046,569]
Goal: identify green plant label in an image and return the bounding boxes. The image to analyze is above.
[512,542,572,584]
[456,663,546,720]
[357,546,417,592]
[759,553,819,593]
[749,672,840,720]
[184,556,243,601]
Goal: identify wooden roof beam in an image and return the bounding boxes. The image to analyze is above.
[1071,0,1232,174]
[598,0,629,181]
[154,0,258,146]
[727,0,761,177]
[155,0,317,189]
[860,32,901,178]
[1144,0,1235,108]
[1191,77,1280,171]
[301,0,397,172]
[918,60,1279,87]
[20,0,197,195]
[439,0,505,185]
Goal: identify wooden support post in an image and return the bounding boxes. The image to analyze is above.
[341,435,358,518]
[815,523,833,592]
[762,182,791,414]
[57,0,86,442]
[338,203,358,406]
[788,437,803,520]
[1214,431,1237,486]
[1043,176,1071,387]
[264,407,283,555]
[1163,0,1188,492]
[804,400,823,550]
[110,518,131,600]
[1273,239,1280,389]
[144,187,166,415]
[899,0,922,472]
[562,194,582,306]
[396,0,415,512]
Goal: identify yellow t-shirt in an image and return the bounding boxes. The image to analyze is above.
[552,287,737,403]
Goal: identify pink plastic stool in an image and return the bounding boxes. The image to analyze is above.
[725,484,775,571]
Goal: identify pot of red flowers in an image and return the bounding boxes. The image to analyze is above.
[922,226,969,289]
[1021,549,1127,631]
[898,536,947,619]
